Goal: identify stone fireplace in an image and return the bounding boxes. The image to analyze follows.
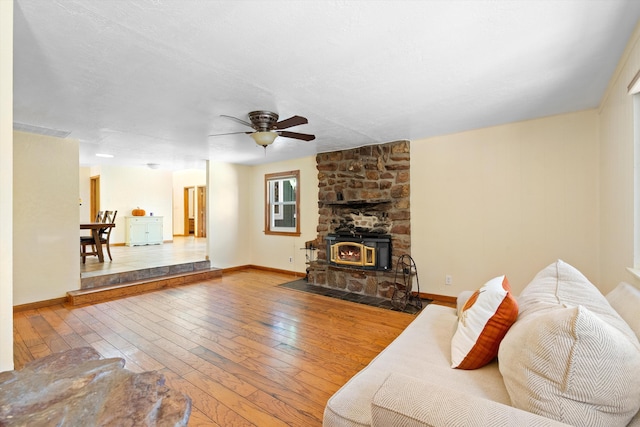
[307,140,410,298]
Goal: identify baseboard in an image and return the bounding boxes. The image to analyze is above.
[222,264,305,277]
[220,264,251,273]
[14,297,68,313]
[421,292,456,307]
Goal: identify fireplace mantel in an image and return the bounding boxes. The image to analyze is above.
[319,199,392,207]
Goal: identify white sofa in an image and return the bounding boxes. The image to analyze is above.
[323,260,640,427]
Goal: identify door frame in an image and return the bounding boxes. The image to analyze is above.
[90,175,100,221]
[197,186,206,238]
[183,187,194,236]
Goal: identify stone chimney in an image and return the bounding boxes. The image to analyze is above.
[308,140,410,298]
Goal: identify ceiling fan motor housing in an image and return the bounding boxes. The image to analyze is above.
[249,110,279,131]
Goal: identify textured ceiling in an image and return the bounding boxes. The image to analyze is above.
[12,0,640,169]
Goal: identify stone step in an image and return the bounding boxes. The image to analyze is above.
[68,264,222,306]
[80,260,213,290]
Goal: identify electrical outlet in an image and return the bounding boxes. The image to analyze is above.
[289,256,293,263]
[445,275,452,285]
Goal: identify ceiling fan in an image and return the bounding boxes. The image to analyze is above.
[209,110,315,148]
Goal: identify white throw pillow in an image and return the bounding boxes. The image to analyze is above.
[499,260,640,426]
[499,305,640,427]
[451,275,518,370]
[517,259,636,342]
[456,290,474,318]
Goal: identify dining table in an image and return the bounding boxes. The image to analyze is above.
[80,222,115,262]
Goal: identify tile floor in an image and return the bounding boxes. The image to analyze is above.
[80,235,207,278]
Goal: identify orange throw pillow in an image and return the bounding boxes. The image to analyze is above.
[451,275,518,369]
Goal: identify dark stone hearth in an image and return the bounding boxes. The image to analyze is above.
[0,347,191,426]
[279,279,428,315]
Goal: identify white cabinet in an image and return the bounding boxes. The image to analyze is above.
[125,216,163,246]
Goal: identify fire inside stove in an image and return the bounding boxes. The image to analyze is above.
[326,234,392,270]
[330,242,376,267]
[335,243,374,265]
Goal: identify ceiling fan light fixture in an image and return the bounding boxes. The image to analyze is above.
[250,131,278,147]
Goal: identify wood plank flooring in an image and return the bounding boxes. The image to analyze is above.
[13,269,415,426]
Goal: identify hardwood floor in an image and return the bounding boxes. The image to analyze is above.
[13,269,415,426]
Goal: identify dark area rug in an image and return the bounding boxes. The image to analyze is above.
[279,279,429,314]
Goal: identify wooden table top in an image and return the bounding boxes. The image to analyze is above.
[80,222,115,229]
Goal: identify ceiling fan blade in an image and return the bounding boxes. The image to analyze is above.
[275,115,308,130]
[278,131,315,141]
[208,131,252,137]
[220,115,254,129]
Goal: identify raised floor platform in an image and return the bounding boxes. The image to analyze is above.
[70,236,217,306]
[67,268,222,305]
[80,260,214,290]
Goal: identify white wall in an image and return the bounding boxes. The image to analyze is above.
[172,169,206,235]
[96,165,174,244]
[249,156,319,273]
[411,110,599,296]
[208,162,251,268]
[598,22,640,293]
[0,0,14,371]
[13,131,80,305]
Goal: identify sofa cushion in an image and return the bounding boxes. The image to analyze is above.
[371,373,573,427]
[606,281,640,340]
[500,305,640,427]
[499,260,640,427]
[451,275,518,370]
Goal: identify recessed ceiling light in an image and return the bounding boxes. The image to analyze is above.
[95,153,114,158]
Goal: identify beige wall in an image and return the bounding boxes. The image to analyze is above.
[1,0,14,371]
[96,165,174,244]
[598,22,640,293]
[207,156,318,273]
[13,131,80,305]
[411,110,599,296]
[249,156,319,273]
[208,162,252,268]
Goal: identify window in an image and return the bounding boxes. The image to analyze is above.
[265,170,300,236]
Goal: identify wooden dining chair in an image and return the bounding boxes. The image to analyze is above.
[80,210,118,263]
[81,211,105,242]
[80,236,99,262]
[101,210,117,261]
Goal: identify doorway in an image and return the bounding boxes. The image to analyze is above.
[183,186,206,237]
[184,187,195,236]
[90,175,100,221]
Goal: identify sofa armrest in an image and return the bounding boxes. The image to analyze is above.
[371,373,572,427]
